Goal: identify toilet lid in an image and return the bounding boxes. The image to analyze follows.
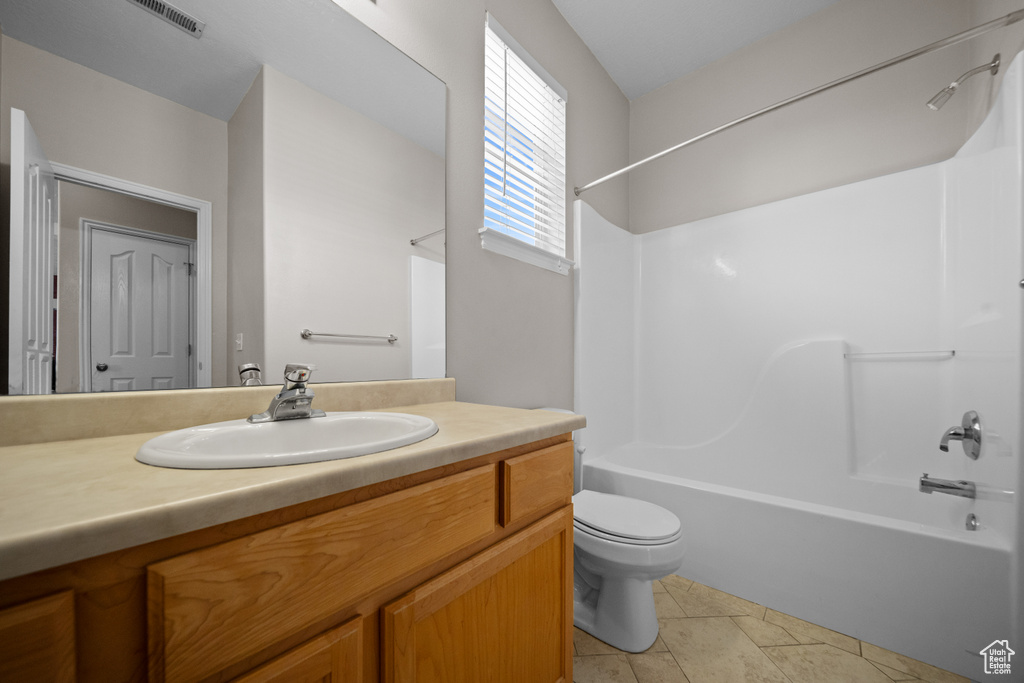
[572,490,681,542]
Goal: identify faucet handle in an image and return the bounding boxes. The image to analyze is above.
[938,427,965,452]
[284,363,316,385]
[238,363,263,386]
[938,410,982,459]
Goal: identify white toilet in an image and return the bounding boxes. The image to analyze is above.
[573,489,685,652]
[537,409,686,652]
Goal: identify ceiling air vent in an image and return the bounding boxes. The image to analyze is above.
[126,0,205,38]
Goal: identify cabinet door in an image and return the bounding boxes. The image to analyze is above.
[383,507,573,683]
[231,617,362,683]
[0,591,76,682]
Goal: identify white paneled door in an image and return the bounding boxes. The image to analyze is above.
[8,109,59,395]
[86,224,193,392]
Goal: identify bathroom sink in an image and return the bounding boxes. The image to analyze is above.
[136,412,438,469]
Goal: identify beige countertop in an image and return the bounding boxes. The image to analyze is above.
[0,400,584,582]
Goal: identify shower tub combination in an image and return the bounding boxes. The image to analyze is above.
[574,54,1024,681]
[581,342,1012,678]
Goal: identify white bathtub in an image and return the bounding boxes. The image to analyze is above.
[582,442,1012,678]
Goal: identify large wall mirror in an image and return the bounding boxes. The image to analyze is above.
[2,0,446,396]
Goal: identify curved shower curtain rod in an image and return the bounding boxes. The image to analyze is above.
[574,9,1024,197]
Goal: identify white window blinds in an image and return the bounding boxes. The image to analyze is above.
[483,19,569,273]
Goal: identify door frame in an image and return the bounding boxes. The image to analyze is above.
[80,220,197,392]
[51,162,212,388]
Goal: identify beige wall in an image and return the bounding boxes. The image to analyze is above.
[333,0,631,409]
[56,183,197,392]
[257,65,445,383]
[967,0,1024,132]
[627,0,1024,233]
[0,36,230,385]
[227,69,266,383]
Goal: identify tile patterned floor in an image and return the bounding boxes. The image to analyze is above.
[572,575,971,683]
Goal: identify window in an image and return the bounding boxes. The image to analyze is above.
[482,16,571,274]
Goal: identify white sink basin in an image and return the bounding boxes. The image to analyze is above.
[136,412,438,469]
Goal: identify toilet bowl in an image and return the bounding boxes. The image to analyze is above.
[572,489,685,652]
[535,408,685,652]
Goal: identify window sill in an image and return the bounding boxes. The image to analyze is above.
[478,227,573,275]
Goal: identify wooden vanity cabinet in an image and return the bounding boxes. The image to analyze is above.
[0,436,574,683]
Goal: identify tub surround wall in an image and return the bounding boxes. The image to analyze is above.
[575,51,1024,682]
[634,166,948,482]
[572,203,637,463]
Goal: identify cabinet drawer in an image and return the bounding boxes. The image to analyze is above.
[149,465,496,683]
[501,442,573,526]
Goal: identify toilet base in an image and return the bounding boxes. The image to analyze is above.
[573,573,660,653]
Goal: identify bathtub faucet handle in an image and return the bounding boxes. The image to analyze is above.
[938,410,981,459]
[938,426,965,452]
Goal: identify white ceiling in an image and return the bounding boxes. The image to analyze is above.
[2,0,842,149]
[550,0,842,100]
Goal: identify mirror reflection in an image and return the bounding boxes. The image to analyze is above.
[2,0,446,395]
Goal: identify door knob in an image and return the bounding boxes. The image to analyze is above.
[96,362,109,372]
[938,410,981,459]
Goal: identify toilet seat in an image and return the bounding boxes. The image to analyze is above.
[573,490,682,546]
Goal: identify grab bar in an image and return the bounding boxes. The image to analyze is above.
[844,350,955,362]
[300,329,398,344]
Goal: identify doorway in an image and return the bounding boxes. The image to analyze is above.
[51,162,213,391]
[9,109,213,394]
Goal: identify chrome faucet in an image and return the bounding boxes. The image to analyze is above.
[919,473,976,499]
[248,364,326,423]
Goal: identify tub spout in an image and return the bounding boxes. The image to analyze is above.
[919,473,976,499]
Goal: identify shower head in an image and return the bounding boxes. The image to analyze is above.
[926,87,956,111]
[927,54,1000,110]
